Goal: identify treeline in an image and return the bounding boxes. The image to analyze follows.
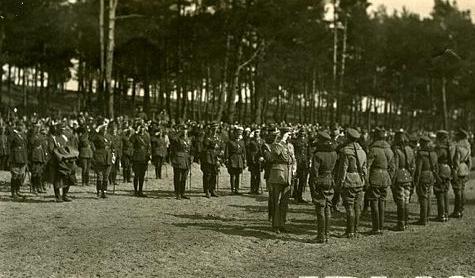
[0,0,474,130]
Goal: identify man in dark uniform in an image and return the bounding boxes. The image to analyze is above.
[121,127,133,183]
[170,124,192,199]
[78,125,93,186]
[130,122,151,197]
[225,126,246,194]
[293,128,310,203]
[108,123,122,186]
[49,122,78,202]
[200,122,221,198]
[309,131,338,243]
[9,122,28,200]
[366,128,395,234]
[336,128,367,238]
[0,125,9,170]
[414,135,439,225]
[392,131,415,231]
[247,129,264,194]
[263,127,277,222]
[268,127,294,233]
[451,129,471,218]
[28,122,47,193]
[150,126,168,179]
[434,130,454,222]
[91,123,113,198]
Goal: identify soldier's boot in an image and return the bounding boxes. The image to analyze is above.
[316,207,325,243]
[54,188,62,202]
[230,176,235,194]
[417,199,427,225]
[235,175,241,194]
[395,202,405,231]
[354,203,361,236]
[101,181,108,198]
[133,177,139,196]
[435,193,444,221]
[403,202,409,229]
[345,206,355,238]
[378,200,385,233]
[443,193,449,221]
[370,201,380,234]
[11,180,19,200]
[138,179,147,198]
[324,206,330,243]
[96,179,101,197]
[450,190,461,218]
[62,186,72,202]
[155,167,159,179]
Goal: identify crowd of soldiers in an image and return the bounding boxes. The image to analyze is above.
[1,110,473,243]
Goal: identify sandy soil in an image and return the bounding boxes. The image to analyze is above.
[0,163,474,277]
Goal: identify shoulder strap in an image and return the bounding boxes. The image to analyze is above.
[353,143,364,179]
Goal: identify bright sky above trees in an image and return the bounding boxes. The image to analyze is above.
[369,0,475,18]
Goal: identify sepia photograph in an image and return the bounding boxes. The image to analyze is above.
[0,0,474,277]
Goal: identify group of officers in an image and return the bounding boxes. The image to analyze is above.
[2,114,472,243]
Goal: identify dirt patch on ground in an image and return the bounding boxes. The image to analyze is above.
[0,165,474,277]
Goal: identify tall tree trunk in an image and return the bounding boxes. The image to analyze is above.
[106,0,118,118]
[216,34,232,121]
[331,0,338,124]
[441,77,448,130]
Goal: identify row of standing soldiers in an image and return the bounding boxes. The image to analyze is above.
[258,126,471,243]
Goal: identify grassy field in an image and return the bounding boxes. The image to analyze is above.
[0,164,474,277]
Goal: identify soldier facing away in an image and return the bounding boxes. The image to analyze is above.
[309,131,338,243]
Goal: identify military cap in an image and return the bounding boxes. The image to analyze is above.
[280,126,292,134]
[346,128,361,140]
[317,131,331,141]
[408,133,419,142]
[207,122,218,129]
[374,127,386,138]
[420,135,431,142]
[456,128,469,138]
[436,130,449,138]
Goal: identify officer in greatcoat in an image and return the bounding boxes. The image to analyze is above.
[366,128,395,234]
[170,124,192,199]
[200,122,221,198]
[9,122,28,200]
[130,122,151,197]
[224,126,246,194]
[309,131,338,243]
[451,129,471,218]
[336,128,367,238]
[391,131,415,231]
[91,122,113,198]
[414,135,439,225]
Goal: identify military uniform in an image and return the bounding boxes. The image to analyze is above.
[247,132,264,194]
[109,131,123,186]
[366,132,395,234]
[268,135,293,233]
[434,131,454,221]
[414,136,439,225]
[392,132,415,230]
[130,128,151,197]
[200,124,221,197]
[451,129,471,218]
[91,128,113,198]
[170,129,192,199]
[49,126,78,202]
[336,129,367,238]
[78,128,93,186]
[0,128,9,170]
[293,131,310,202]
[151,131,168,179]
[309,131,338,243]
[9,128,28,200]
[224,129,246,194]
[121,130,133,183]
[28,128,48,193]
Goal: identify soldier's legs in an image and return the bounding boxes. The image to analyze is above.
[354,189,363,234]
[250,170,259,193]
[271,183,283,230]
[137,164,146,196]
[173,167,180,197]
[315,204,325,242]
[180,169,189,197]
[157,156,163,179]
[279,186,291,227]
[202,170,209,194]
[367,186,380,233]
[235,173,241,192]
[296,169,308,201]
[268,184,273,222]
[342,187,357,237]
[209,171,217,195]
